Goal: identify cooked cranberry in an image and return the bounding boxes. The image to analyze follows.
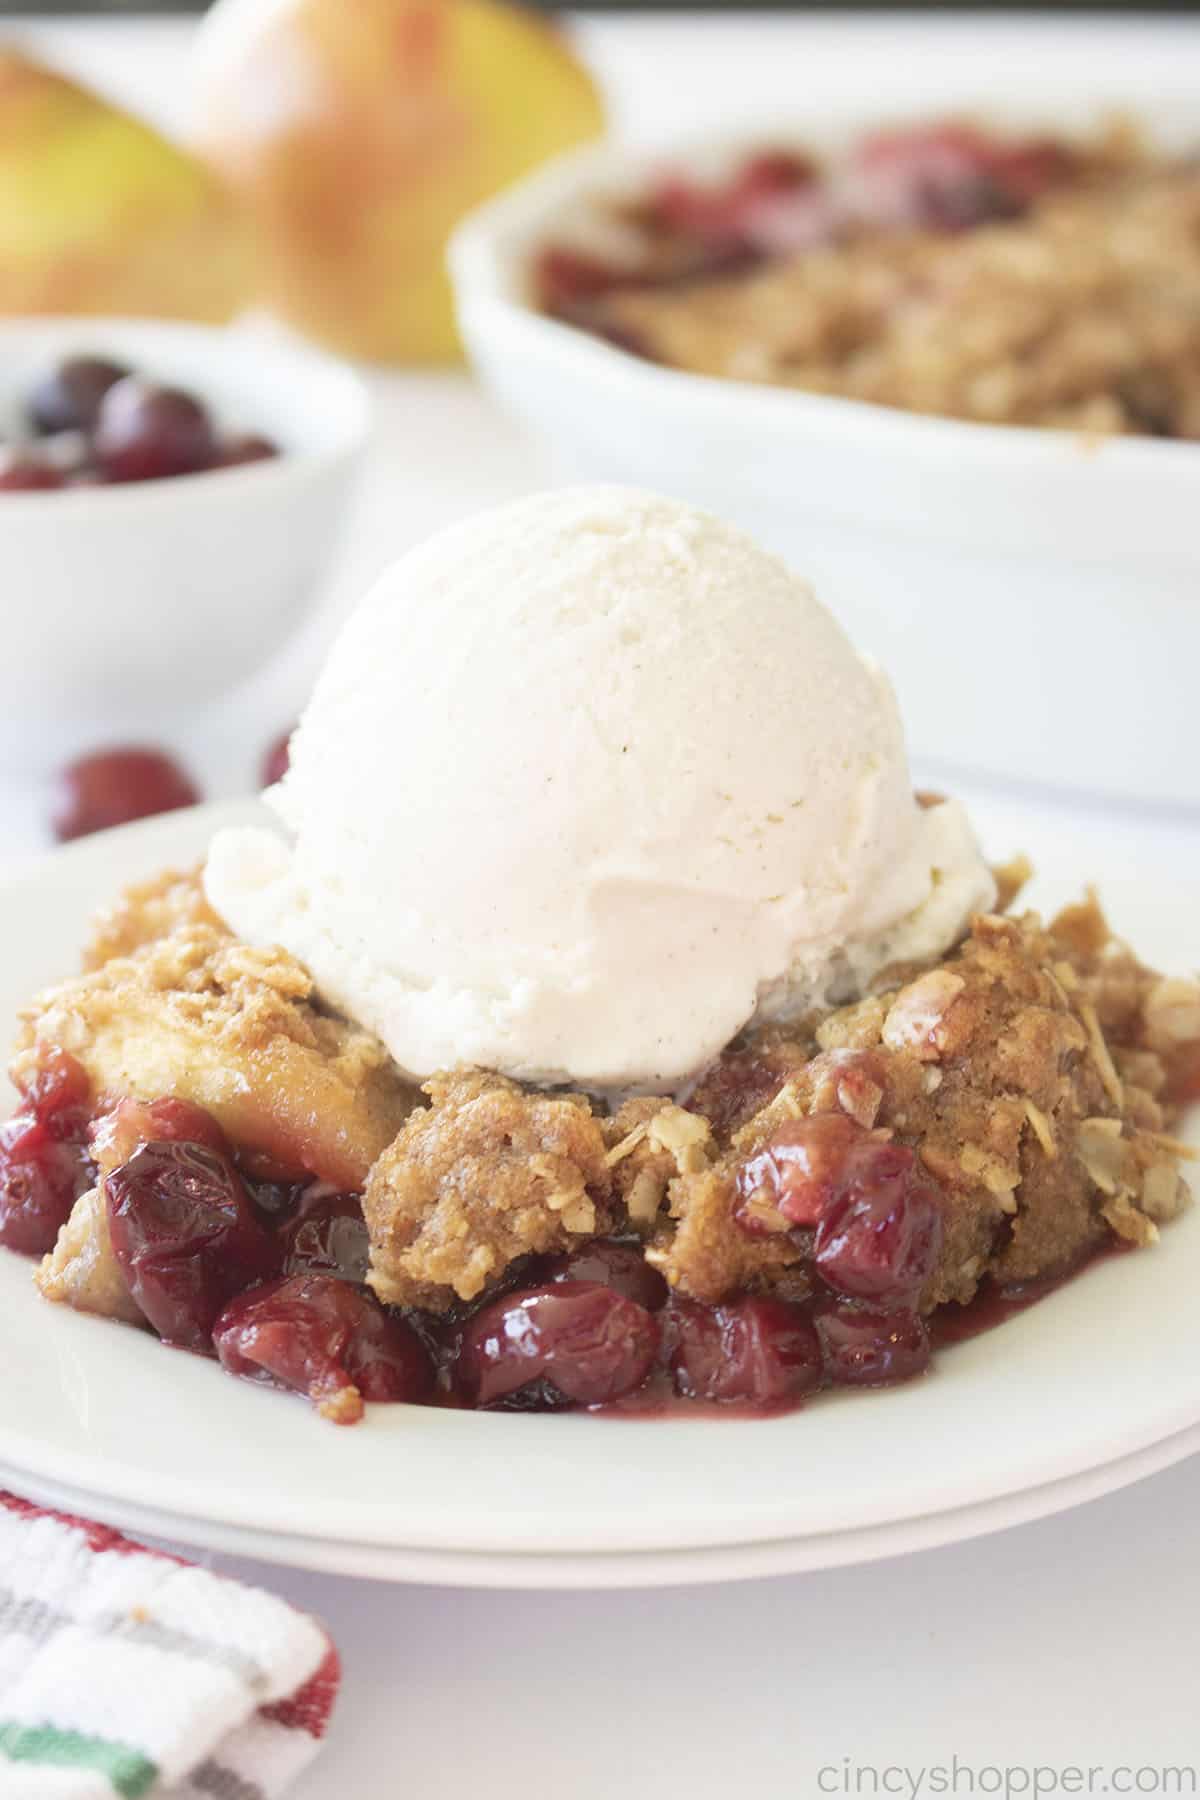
[853,124,1023,233]
[281,1194,370,1285]
[667,1295,822,1407]
[989,137,1074,205]
[652,151,813,249]
[814,1300,930,1386]
[0,1111,92,1255]
[813,1149,943,1304]
[260,729,293,788]
[27,355,128,435]
[0,452,65,491]
[735,1113,871,1233]
[542,1239,668,1311]
[455,1280,659,1410]
[93,378,215,483]
[51,747,200,842]
[217,432,279,467]
[214,1274,432,1419]
[535,247,624,313]
[89,1096,228,1174]
[243,1177,307,1224]
[14,1047,90,1123]
[106,1141,280,1350]
[689,1051,784,1139]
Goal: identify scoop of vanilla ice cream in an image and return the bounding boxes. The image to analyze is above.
[205,487,994,1090]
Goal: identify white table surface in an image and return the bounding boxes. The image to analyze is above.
[3,13,1200,1796]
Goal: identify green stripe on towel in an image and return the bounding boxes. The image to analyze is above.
[0,1720,157,1797]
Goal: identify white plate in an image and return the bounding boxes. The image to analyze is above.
[0,801,1196,1587]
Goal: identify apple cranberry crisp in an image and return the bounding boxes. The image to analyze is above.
[2,870,1196,1422]
[537,123,1200,437]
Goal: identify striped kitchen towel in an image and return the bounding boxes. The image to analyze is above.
[0,1493,339,1798]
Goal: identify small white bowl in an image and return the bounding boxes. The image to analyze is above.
[0,318,369,771]
[451,105,1200,810]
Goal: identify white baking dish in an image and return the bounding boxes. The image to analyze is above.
[451,96,1200,810]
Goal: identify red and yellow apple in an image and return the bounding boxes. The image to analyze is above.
[0,50,248,322]
[195,0,605,362]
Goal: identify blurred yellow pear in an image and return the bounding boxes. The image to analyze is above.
[0,49,247,322]
[195,0,605,362]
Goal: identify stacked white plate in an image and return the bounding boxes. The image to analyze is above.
[0,801,1196,1589]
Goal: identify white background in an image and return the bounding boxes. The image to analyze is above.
[3,12,1200,1795]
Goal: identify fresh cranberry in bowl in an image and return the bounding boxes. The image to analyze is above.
[27,355,129,436]
[106,1140,281,1351]
[217,432,280,468]
[813,1299,931,1387]
[455,1280,660,1411]
[51,747,200,842]
[92,377,216,484]
[541,1239,668,1311]
[0,452,65,492]
[667,1295,823,1408]
[0,1048,94,1255]
[214,1274,432,1423]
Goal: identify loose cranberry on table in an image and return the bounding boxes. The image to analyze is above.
[214,1274,433,1423]
[455,1280,660,1411]
[51,747,201,843]
[667,1295,823,1408]
[813,1299,931,1387]
[260,728,294,788]
[105,1140,281,1351]
[26,355,129,436]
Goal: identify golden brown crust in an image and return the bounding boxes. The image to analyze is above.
[584,162,1200,438]
[603,1098,714,1231]
[654,902,1193,1308]
[16,922,419,1192]
[84,867,224,970]
[364,1070,616,1310]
